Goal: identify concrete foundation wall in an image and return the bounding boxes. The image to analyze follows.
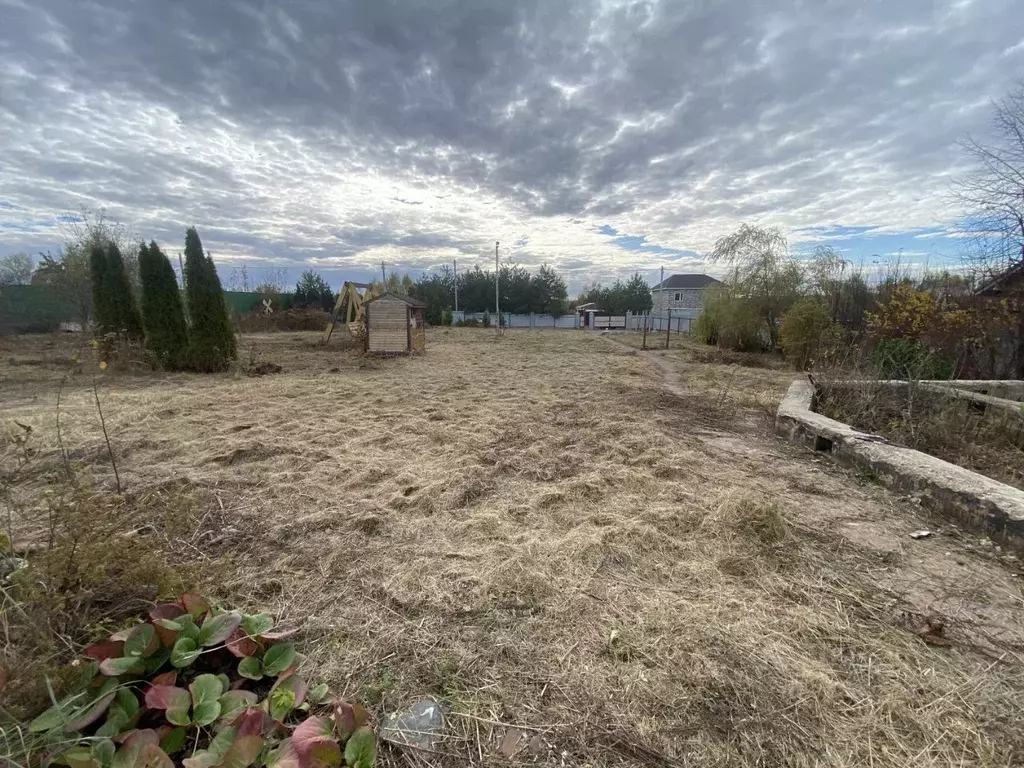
[777,379,1024,551]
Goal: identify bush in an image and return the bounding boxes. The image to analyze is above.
[441,309,453,327]
[872,338,953,380]
[22,593,376,768]
[779,297,841,369]
[139,241,189,369]
[701,291,765,352]
[482,311,491,328]
[692,312,717,345]
[236,308,331,333]
[184,228,237,371]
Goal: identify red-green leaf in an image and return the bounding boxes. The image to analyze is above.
[241,613,274,637]
[123,729,160,747]
[61,692,115,733]
[182,593,210,619]
[93,738,116,767]
[265,738,300,768]
[29,695,79,733]
[218,734,263,768]
[144,647,172,675]
[149,603,185,622]
[112,741,174,768]
[293,717,341,768]
[182,726,236,768]
[331,702,368,741]
[56,746,98,768]
[171,637,200,668]
[261,643,295,677]
[226,627,260,659]
[160,726,187,755]
[307,683,329,705]
[237,656,262,680]
[343,728,376,768]
[231,707,271,738]
[85,640,125,662]
[189,674,224,726]
[219,691,258,724]
[197,612,242,647]
[124,624,158,658]
[151,671,177,687]
[100,656,145,677]
[144,685,189,712]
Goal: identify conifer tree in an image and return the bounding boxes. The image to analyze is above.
[184,227,236,370]
[89,243,114,333]
[140,241,189,368]
[105,242,143,341]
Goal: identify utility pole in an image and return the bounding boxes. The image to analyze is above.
[495,241,500,336]
[381,262,386,284]
[453,259,458,312]
[659,265,665,319]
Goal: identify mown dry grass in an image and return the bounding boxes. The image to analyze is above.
[3,329,1024,766]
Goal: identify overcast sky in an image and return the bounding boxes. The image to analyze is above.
[2,0,1022,292]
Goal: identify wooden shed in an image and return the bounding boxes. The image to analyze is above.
[363,293,427,355]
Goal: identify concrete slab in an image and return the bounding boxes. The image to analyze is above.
[777,378,1024,551]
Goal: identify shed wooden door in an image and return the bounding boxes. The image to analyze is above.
[367,297,410,353]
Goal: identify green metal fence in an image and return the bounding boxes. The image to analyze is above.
[0,286,295,333]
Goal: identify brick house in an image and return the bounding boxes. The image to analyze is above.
[651,274,724,316]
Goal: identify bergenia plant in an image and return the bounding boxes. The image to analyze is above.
[27,594,375,768]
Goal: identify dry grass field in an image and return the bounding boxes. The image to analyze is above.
[4,328,1024,766]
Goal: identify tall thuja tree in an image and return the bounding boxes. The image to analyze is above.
[139,241,189,368]
[184,227,236,370]
[89,243,114,333]
[105,242,143,340]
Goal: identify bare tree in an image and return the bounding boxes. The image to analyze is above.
[0,253,33,286]
[955,82,1024,281]
[32,207,141,326]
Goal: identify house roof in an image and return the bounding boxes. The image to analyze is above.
[976,260,1024,296]
[364,292,427,308]
[652,273,724,290]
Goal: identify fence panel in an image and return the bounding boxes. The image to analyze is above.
[450,311,580,328]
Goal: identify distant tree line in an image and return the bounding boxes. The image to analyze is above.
[403,263,569,324]
[575,273,653,314]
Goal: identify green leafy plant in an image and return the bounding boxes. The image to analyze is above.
[26,594,374,768]
[779,297,841,370]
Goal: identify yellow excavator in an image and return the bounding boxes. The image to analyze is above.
[321,281,377,344]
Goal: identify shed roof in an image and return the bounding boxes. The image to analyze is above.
[652,273,724,290]
[364,292,427,308]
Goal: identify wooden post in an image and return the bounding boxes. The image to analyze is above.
[665,308,671,349]
[641,312,648,349]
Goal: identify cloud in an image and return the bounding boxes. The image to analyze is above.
[1,0,1022,293]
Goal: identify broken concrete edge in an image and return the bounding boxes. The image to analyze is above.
[777,379,1024,551]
